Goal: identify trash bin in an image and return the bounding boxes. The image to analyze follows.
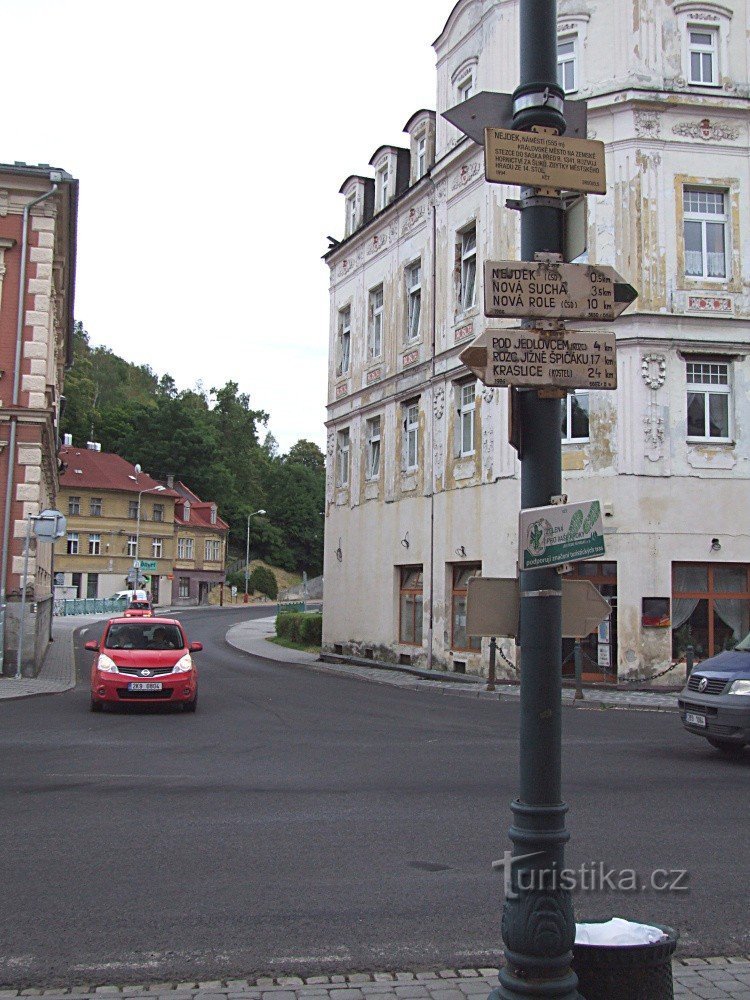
[572,921,678,1000]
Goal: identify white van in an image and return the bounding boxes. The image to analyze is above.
[109,589,148,603]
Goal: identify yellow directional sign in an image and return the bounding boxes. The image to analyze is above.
[460,327,617,391]
[484,260,637,322]
[484,127,606,194]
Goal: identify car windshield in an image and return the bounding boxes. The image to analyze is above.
[105,623,183,651]
[734,632,750,651]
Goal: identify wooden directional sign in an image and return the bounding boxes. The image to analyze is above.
[460,327,617,391]
[484,260,637,322]
[467,577,610,639]
[484,127,606,194]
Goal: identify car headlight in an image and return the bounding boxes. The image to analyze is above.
[172,653,193,674]
[727,679,750,696]
[97,653,118,673]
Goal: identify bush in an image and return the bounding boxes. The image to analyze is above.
[276,611,322,647]
[249,565,278,599]
[225,570,246,592]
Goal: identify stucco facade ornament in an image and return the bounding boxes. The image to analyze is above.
[482,386,495,404]
[435,180,448,203]
[641,353,666,390]
[634,110,661,139]
[482,421,494,473]
[644,407,666,463]
[451,161,482,190]
[401,204,426,235]
[672,118,739,141]
[433,385,445,420]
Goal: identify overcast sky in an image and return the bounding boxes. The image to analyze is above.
[2,0,457,453]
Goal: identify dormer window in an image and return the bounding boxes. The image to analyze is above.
[346,193,357,236]
[210,504,217,525]
[416,136,427,180]
[675,3,731,89]
[557,35,577,93]
[183,501,190,522]
[689,27,718,84]
[376,161,390,211]
[457,71,474,103]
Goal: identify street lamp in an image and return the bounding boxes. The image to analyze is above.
[245,509,266,598]
[133,485,166,592]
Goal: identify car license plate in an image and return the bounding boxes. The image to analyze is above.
[685,712,706,728]
[127,682,163,692]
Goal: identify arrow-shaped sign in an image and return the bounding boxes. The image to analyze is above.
[467,577,610,640]
[484,259,637,322]
[460,326,617,391]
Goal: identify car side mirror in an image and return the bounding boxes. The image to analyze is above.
[189,641,203,653]
[84,640,99,652]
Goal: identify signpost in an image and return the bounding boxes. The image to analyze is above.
[460,327,616,391]
[466,576,611,639]
[484,126,606,193]
[519,499,605,570]
[484,259,637,322]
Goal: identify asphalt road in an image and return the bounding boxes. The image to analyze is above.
[0,605,748,988]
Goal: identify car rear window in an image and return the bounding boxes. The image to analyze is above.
[105,623,184,651]
[129,602,150,610]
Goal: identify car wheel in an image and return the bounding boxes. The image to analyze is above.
[707,738,745,756]
[90,697,102,712]
[183,694,198,713]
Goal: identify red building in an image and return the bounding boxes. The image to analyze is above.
[171,482,229,605]
[0,164,78,675]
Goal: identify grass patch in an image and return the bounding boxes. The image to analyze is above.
[267,635,321,655]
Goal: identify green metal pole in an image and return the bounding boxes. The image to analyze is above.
[492,2,580,998]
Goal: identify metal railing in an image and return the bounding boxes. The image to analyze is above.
[53,598,127,617]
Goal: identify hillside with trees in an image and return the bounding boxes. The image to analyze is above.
[61,323,325,576]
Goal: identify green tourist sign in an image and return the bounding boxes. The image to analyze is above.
[519,499,605,571]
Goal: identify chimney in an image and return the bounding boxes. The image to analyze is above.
[86,441,102,451]
[166,475,174,489]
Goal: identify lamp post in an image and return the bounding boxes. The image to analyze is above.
[133,485,166,592]
[245,510,266,599]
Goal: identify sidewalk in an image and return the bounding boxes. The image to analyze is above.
[1,959,749,999]
[226,618,679,712]
[0,614,105,700]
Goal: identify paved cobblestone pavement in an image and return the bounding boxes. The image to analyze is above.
[2,960,750,999]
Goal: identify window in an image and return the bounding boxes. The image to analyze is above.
[368,285,384,359]
[404,401,419,472]
[128,499,139,519]
[71,572,82,598]
[66,532,79,555]
[562,562,617,682]
[689,27,718,85]
[88,534,101,556]
[686,359,731,441]
[153,503,165,523]
[90,497,103,517]
[399,567,424,645]
[336,428,350,487]
[87,573,98,600]
[557,35,577,92]
[672,563,750,660]
[210,505,217,525]
[457,71,474,103]
[152,537,163,558]
[460,226,477,312]
[68,496,80,517]
[127,535,137,558]
[338,306,351,375]
[452,564,482,652]
[346,193,357,235]
[416,135,426,180]
[561,390,590,441]
[377,162,389,211]
[365,416,381,480]
[406,261,421,342]
[177,537,194,560]
[205,539,221,562]
[178,577,190,599]
[683,188,727,279]
[183,501,190,522]
[459,382,476,457]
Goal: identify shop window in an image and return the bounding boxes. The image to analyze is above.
[561,561,617,682]
[451,564,482,651]
[399,566,423,645]
[672,563,750,660]
[87,573,98,599]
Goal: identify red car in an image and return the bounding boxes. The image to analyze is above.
[123,599,153,618]
[86,617,202,712]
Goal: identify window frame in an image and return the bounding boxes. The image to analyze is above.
[458,381,476,458]
[88,533,101,556]
[89,497,103,517]
[683,187,728,281]
[152,537,163,559]
[336,428,350,488]
[557,34,577,93]
[376,161,389,212]
[416,135,427,180]
[459,225,477,313]
[153,503,165,523]
[688,25,719,85]
[368,284,384,360]
[399,566,424,646]
[66,532,79,555]
[561,390,590,443]
[451,563,482,652]
[456,70,474,103]
[686,359,732,442]
[68,496,80,517]
[406,260,422,343]
[365,416,382,481]
[128,499,139,519]
[404,400,420,472]
[178,577,190,599]
[127,535,137,558]
[338,305,351,376]
[346,193,357,235]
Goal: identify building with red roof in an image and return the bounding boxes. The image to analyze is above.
[171,481,229,605]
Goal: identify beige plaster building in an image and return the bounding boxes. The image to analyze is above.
[323,0,750,684]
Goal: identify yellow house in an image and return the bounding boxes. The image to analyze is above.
[54,444,178,604]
